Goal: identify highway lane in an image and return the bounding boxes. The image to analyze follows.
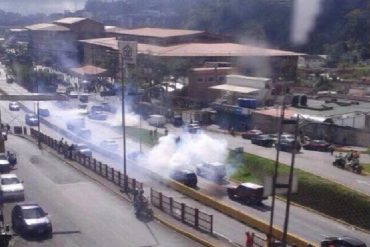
[2,63,370,198]
[3,135,204,247]
[3,109,370,246]
[1,65,370,245]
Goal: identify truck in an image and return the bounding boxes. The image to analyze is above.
[227,182,267,205]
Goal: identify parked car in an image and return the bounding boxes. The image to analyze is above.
[269,132,294,143]
[321,236,367,247]
[37,108,50,117]
[79,94,89,103]
[303,140,331,152]
[147,115,166,127]
[0,174,25,202]
[74,144,92,157]
[227,182,267,205]
[100,139,119,151]
[12,203,52,237]
[92,103,116,113]
[9,102,20,111]
[275,139,301,153]
[25,113,38,126]
[77,104,89,115]
[241,129,263,139]
[170,169,198,188]
[88,111,107,121]
[196,162,227,182]
[0,153,11,173]
[251,134,275,147]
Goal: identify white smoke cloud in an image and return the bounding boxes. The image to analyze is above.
[0,0,85,14]
[291,0,322,45]
[141,132,228,175]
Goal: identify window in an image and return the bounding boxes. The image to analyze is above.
[218,76,224,82]
[208,77,214,82]
[197,77,204,82]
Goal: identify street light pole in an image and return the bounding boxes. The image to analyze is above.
[120,54,128,193]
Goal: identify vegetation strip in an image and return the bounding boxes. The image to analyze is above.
[229,152,370,231]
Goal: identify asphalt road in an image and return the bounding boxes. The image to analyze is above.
[1,65,370,245]
[2,135,203,247]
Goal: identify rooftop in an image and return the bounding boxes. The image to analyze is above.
[80,37,302,57]
[107,27,204,38]
[25,23,70,32]
[54,17,87,25]
[292,99,370,118]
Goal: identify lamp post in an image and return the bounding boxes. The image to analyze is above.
[118,40,137,193]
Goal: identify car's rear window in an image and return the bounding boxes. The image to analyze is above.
[22,207,46,219]
[1,177,20,185]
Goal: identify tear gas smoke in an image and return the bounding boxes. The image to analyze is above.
[141,132,228,176]
[108,107,140,127]
[291,0,322,45]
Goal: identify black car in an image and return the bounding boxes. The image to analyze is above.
[170,169,198,188]
[251,134,274,147]
[12,203,52,237]
[25,113,39,126]
[275,139,301,153]
[321,237,367,247]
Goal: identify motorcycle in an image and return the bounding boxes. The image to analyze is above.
[133,197,153,220]
[6,152,17,169]
[332,155,362,174]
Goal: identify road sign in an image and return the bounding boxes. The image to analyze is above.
[118,41,137,64]
[263,175,298,196]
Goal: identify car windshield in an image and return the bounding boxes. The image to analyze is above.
[22,207,46,219]
[0,154,7,160]
[1,177,20,185]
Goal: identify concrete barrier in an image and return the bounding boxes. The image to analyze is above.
[165,180,315,247]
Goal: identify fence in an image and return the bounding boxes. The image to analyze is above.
[29,128,143,194]
[150,188,213,234]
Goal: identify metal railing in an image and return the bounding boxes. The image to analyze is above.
[29,128,143,194]
[150,188,213,234]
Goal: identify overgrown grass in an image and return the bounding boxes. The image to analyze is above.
[229,152,370,230]
[361,163,370,173]
[125,126,161,146]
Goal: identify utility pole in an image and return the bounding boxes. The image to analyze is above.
[281,115,299,246]
[118,40,137,193]
[268,97,285,245]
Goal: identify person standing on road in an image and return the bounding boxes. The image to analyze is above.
[329,145,335,155]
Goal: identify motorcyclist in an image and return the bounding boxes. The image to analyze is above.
[133,189,148,216]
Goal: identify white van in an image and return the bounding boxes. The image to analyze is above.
[196,162,227,181]
[147,115,166,127]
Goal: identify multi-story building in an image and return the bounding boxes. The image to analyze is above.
[26,17,104,67]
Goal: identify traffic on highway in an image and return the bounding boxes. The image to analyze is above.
[0,63,369,247]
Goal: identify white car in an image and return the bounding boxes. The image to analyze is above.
[0,153,11,173]
[9,102,20,111]
[77,104,89,115]
[0,174,24,202]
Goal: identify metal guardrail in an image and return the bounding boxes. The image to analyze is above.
[150,188,213,234]
[29,128,143,194]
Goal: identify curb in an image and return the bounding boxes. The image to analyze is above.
[154,216,216,247]
[18,134,218,247]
